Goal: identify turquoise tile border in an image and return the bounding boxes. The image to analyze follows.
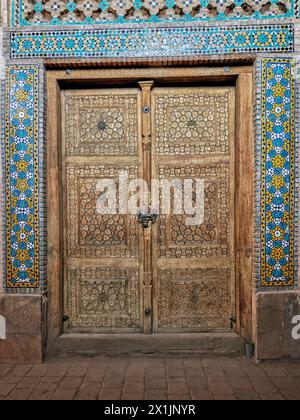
[11,0,296,28]
[255,58,297,288]
[10,24,294,59]
[3,64,46,291]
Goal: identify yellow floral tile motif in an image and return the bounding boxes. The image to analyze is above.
[260,58,295,287]
[5,66,40,288]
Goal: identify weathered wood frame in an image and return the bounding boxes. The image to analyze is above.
[46,65,254,352]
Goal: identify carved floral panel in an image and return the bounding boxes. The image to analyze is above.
[158,268,232,331]
[63,91,139,156]
[157,164,231,258]
[153,90,229,155]
[65,267,141,330]
[66,164,139,258]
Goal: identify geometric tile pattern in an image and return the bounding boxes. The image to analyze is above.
[259,58,296,288]
[3,65,45,289]
[11,0,295,27]
[10,24,294,59]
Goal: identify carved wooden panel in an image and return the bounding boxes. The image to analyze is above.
[62,89,142,332]
[62,86,235,334]
[153,89,229,155]
[152,87,235,333]
[157,163,230,258]
[64,91,138,155]
[158,268,231,331]
[66,164,139,258]
[65,267,140,330]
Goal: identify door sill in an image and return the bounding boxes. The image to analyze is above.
[53,332,244,357]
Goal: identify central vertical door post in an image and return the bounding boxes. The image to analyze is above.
[139,81,155,334]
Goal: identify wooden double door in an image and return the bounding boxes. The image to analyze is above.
[61,83,236,334]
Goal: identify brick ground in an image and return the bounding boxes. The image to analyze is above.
[0,356,300,400]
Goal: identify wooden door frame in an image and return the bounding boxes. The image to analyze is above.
[46,64,254,353]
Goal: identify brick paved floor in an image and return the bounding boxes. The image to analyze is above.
[0,356,300,400]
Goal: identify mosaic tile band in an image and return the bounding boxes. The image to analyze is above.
[10,24,294,59]
[260,58,296,287]
[4,65,41,288]
[11,0,296,28]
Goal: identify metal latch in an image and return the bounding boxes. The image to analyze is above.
[230,316,236,329]
[138,211,158,228]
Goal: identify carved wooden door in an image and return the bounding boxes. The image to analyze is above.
[62,89,143,332]
[151,87,236,333]
[62,85,236,334]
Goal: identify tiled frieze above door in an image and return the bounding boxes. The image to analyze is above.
[11,0,300,28]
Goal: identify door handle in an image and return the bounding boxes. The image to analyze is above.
[137,211,158,228]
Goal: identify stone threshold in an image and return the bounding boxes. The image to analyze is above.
[53,332,244,357]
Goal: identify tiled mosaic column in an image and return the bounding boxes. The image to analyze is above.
[0,63,47,362]
[255,57,297,289]
[0,3,7,292]
[255,57,300,359]
[2,64,46,292]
